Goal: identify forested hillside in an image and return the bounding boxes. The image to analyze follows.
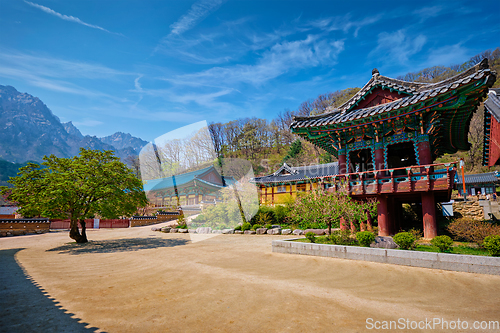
[209,47,500,176]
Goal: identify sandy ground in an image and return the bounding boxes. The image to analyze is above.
[1,224,499,333]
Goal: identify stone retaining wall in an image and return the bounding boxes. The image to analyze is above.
[452,200,485,220]
[272,239,500,275]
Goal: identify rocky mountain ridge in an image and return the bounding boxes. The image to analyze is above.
[0,84,148,164]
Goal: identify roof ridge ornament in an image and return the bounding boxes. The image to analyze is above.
[372,68,380,77]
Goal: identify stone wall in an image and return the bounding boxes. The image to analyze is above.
[272,239,500,275]
[0,219,50,236]
[452,200,485,220]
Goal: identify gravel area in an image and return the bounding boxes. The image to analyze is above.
[1,224,499,332]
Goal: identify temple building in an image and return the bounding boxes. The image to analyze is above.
[483,88,500,166]
[252,162,339,204]
[143,165,235,208]
[257,59,496,238]
[455,172,500,197]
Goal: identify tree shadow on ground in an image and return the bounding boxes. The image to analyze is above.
[47,237,189,255]
[0,248,101,333]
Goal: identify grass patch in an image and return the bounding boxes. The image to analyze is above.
[415,244,490,256]
[292,238,491,256]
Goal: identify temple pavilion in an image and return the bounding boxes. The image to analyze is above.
[143,165,235,208]
[256,59,496,238]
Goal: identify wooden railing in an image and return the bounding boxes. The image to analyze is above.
[325,162,457,196]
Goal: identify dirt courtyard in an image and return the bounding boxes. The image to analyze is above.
[1,224,499,333]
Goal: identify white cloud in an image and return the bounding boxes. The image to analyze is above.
[369,30,427,65]
[421,43,470,68]
[23,1,122,35]
[308,14,381,37]
[169,0,225,37]
[168,35,345,87]
[413,5,444,22]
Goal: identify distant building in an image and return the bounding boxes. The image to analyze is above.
[143,165,235,208]
[251,162,339,204]
[0,195,18,219]
[455,172,500,196]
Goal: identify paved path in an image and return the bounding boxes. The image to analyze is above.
[1,226,499,332]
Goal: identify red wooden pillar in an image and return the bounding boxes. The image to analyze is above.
[374,148,385,171]
[289,183,293,196]
[340,217,348,230]
[339,153,347,174]
[422,192,437,239]
[271,186,274,204]
[265,186,268,204]
[377,195,390,236]
[417,140,433,165]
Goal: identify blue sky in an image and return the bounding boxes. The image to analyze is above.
[0,0,498,142]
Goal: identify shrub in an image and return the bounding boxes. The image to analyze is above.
[241,222,252,232]
[447,217,500,246]
[274,205,291,224]
[393,232,416,250]
[329,230,358,246]
[431,235,453,252]
[252,224,262,231]
[305,232,316,243]
[483,235,500,256]
[356,231,375,247]
[234,225,242,231]
[264,224,272,229]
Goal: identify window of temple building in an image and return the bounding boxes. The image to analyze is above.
[277,185,286,193]
[297,184,306,192]
[349,148,373,173]
[387,142,417,176]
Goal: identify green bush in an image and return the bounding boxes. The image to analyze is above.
[431,235,453,252]
[393,232,416,250]
[234,225,242,231]
[252,224,262,231]
[241,222,252,232]
[329,230,358,246]
[483,235,500,256]
[264,224,272,229]
[305,232,316,243]
[356,231,375,247]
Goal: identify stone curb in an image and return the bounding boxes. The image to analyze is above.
[271,239,500,275]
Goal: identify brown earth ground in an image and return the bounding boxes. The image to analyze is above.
[1,223,499,333]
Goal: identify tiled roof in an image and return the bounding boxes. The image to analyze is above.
[143,166,234,192]
[291,59,494,129]
[485,88,500,122]
[455,172,500,185]
[252,162,339,184]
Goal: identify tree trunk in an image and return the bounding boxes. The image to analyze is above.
[366,209,373,231]
[79,219,88,243]
[69,218,88,243]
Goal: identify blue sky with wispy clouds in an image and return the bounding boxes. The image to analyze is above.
[0,0,498,141]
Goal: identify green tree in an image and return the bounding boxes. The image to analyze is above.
[0,148,148,243]
[283,139,302,163]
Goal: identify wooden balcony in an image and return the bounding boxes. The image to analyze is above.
[326,162,457,197]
